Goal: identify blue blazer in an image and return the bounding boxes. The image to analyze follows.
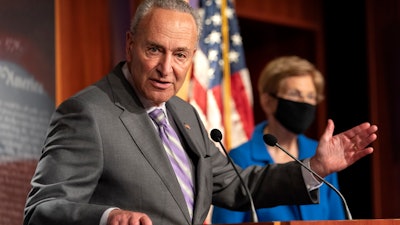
[212,121,346,223]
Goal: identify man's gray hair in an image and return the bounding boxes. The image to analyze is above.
[130,0,202,40]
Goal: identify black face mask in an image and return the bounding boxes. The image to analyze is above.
[274,97,316,134]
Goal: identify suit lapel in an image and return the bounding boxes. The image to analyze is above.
[107,67,192,223]
[166,103,202,158]
[166,102,213,224]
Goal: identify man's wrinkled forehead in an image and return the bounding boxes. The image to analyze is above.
[136,8,198,43]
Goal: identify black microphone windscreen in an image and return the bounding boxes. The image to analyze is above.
[263,134,278,146]
[210,129,223,142]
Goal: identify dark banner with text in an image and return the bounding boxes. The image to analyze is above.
[0,0,55,224]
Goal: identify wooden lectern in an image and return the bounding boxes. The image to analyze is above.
[212,219,400,225]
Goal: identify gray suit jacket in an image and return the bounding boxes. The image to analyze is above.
[24,62,317,225]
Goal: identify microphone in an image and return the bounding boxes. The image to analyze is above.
[210,129,259,223]
[263,133,353,220]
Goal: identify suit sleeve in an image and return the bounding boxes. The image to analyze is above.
[199,127,318,211]
[24,97,109,225]
[210,151,318,211]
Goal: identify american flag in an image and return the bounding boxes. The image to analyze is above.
[186,0,254,150]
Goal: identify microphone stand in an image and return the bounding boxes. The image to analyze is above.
[211,129,259,223]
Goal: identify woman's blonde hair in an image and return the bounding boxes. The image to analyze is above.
[258,55,325,103]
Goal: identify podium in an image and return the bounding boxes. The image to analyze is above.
[213,219,400,225]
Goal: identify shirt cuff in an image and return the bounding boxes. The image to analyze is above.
[100,208,119,225]
[302,158,323,191]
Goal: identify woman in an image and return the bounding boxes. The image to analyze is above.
[212,56,346,223]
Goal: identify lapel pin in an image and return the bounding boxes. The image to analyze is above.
[184,123,191,130]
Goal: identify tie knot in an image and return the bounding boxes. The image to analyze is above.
[149,108,167,127]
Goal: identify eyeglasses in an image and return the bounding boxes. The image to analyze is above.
[271,90,317,105]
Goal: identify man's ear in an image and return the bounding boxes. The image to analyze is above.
[125,32,134,60]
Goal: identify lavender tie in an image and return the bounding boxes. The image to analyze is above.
[149,108,194,218]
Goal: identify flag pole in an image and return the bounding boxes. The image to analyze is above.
[221,0,232,150]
